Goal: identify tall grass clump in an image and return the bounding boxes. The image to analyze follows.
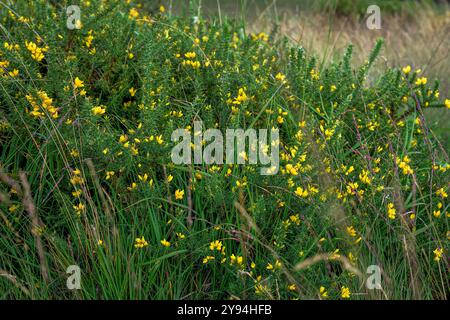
[0,0,449,299]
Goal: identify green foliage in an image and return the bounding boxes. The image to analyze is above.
[300,0,437,16]
[0,0,448,300]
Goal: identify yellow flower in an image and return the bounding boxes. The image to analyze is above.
[105,171,115,180]
[8,204,20,213]
[195,172,203,180]
[8,69,19,77]
[4,42,20,51]
[119,134,128,143]
[129,87,137,97]
[397,156,414,175]
[74,77,84,89]
[91,105,106,115]
[73,202,85,215]
[402,65,411,75]
[288,284,296,291]
[138,173,148,182]
[346,226,357,237]
[230,254,243,266]
[72,189,82,197]
[310,69,319,80]
[155,135,164,145]
[175,189,185,200]
[341,286,351,299]
[387,203,396,220]
[359,170,371,185]
[445,99,450,109]
[70,149,79,157]
[255,283,269,295]
[436,188,448,199]
[184,52,196,59]
[275,72,286,82]
[433,248,443,262]
[209,240,223,251]
[266,260,282,270]
[84,30,94,48]
[134,236,148,249]
[129,8,139,19]
[236,179,247,188]
[319,286,328,298]
[415,77,427,85]
[127,181,138,191]
[203,256,215,264]
[26,91,59,119]
[25,40,46,62]
[233,88,248,104]
[160,239,171,247]
[97,239,103,246]
[182,59,201,69]
[330,249,341,260]
[176,232,186,239]
[75,20,82,29]
[285,164,298,176]
[289,214,301,225]
[295,186,308,198]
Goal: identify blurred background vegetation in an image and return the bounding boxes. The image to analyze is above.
[158,0,450,149]
[169,0,449,17]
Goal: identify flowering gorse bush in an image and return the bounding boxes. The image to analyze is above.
[0,0,448,299]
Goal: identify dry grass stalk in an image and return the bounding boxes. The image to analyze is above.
[19,171,50,284]
[294,253,363,278]
[0,269,31,297]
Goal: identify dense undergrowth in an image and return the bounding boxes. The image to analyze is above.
[0,0,449,299]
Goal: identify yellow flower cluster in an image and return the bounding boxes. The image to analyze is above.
[230,254,243,266]
[295,186,309,198]
[160,239,171,247]
[359,170,372,185]
[266,260,282,271]
[251,32,269,42]
[415,77,427,85]
[84,30,96,54]
[135,236,148,248]
[397,155,414,175]
[92,105,106,116]
[25,40,47,62]
[174,189,185,200]
[4,41,20,52]
[433,248,443,262]
[26,91,59,119]
[209,240,223,251]
[182,52,201,69]
[341,286,351,299]
[387,203,396,220]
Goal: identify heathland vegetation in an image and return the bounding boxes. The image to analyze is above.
[0,0,448,299]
